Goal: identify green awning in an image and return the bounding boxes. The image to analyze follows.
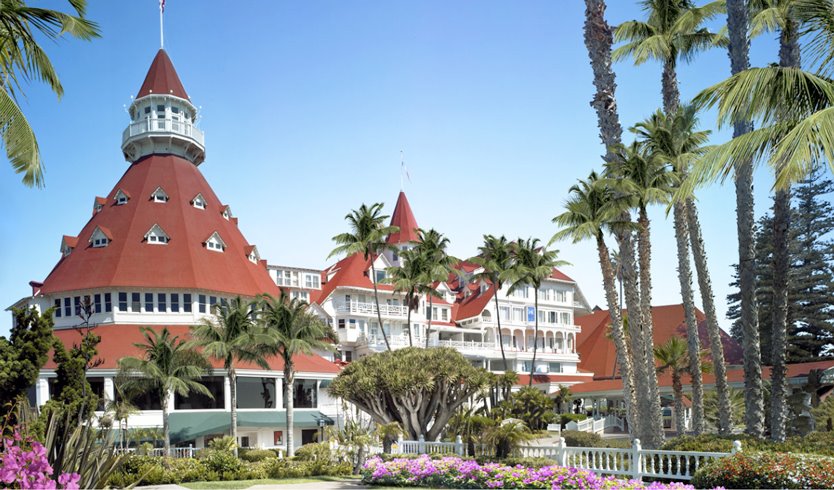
[169,411,334,442]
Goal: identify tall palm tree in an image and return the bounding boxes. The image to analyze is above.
[552,172,639,435]
[105,382,139,450]
[329,203,399,351]
[413,228,458,348]
[506,238,568,386]
[190,297,262,456]
[471,234,514,371]
[654,336,703,436]
[259,292,336,457]
[384,248,425,347]
[0,0,99,187]
[607,140,675,445]
[117,327,212,456]
[634,106,710,434]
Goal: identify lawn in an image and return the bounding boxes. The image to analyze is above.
[182,475,359,489]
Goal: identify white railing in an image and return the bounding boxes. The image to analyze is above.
[114,446,196,458]
[333,300,409,318]
[518,438,740,482]
[396,435,463,456]
[357,334,423,349]
[565,415,623,434]
[122,118,205,147]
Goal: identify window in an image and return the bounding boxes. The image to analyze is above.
[305,274,320,289]
[131,293,140,312]
[63,298,71,317]
[93,294,102,314]
[145,224,170,244]
[441,309,448,321]
[116,380,161,410]
[183,293,192,313]
[171,293,180,313]
[88,377,106,411]
[90,226,111,248]
[556,291,567,302]
[560,312,571,325]
[151,187,169,203]
[198,294,207,313]
[549,311,557,324]
[104,293,112,313]
[209,296,217,313]
[344,351,352,362]
[285,379,317,409]
[205,232,226,252]
[512,307,524,322]
[349,319,357,329]
[157,293,167,312]
[54,299,61,318]
[222,206,231,220]
[144,106,151,115]
[236,377,275,409]
[338,319,345,329]
[118,292,127,312]
[192,193,206,210]
[499,306,510,321]
[548,362,562,373]
[375,270,385,283]
[144,293,153,312]
[491,359,511,372]
[114,189,129,205]
[175,376,225,410]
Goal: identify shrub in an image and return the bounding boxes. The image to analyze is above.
[294,441,331,462]
[201,449,242,475]
[560,413,588,428]
[207,435,237,453]
[561,430,603,447]
[500,456,555,468]
[692,451,834,489]
[664,432,834,458]
[239,448,277,462]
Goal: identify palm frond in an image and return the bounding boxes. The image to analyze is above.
[0,85,41,187]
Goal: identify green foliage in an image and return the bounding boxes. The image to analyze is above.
[201,449,242,475]
[812,396,834,431]
[499,457,556,468]
[561,430,603,448]
[207,435,237,453]
[0,307,54,422]
[663,432,834,457]
[495,387,557,431]
[559,413,588,429]
[483,418,533,459]
[239,448,277,462]
[45,330,101,423]
[294,442,331,462]
[692,451,834,489]
[328,347,493,440]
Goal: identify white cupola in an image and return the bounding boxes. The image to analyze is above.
[121,50,206,166]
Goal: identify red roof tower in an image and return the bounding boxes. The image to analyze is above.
[386,191,419,245]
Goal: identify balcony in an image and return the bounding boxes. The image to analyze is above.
[355,334,577,358]
[122,118,205,148]
[333,300,409,318]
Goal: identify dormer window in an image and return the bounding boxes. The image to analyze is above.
[205,232,226,252]
[60,235,77,257]
[221,205,232,221]
[191,193,206,210]
[151,187,169,203]
[93,196,106,215]
[114,189,130,205]
[245,245,260,264]
[144,224,170,245]
[89,226,112,248]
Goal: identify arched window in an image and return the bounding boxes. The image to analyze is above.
[481,310,492,322]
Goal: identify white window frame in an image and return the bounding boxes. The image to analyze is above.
[205,232,226,252]
[144,224,170,245]
[114,189,129,206]
[151,187,169,203]
[192,193,206,210]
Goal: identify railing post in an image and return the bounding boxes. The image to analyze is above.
[418,434,426,454]
[396,434,403,455]
[557,436,567,467]
[455,435,464,456]
[189,444,193,458]
[731,440,742,454]
[631,438,643,482]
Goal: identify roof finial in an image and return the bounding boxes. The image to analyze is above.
[159,0,165,49]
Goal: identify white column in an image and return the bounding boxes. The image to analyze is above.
[36,378,50,407]
[104,377,115,404]
[276,378,283,410]
[167,389,175,411]
[224,376,232,411]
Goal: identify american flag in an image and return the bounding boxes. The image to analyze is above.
[160,0,165,12]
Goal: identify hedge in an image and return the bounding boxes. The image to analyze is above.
[663,431,834,457]
[692,451,834,489]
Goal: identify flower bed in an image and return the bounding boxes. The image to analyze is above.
[362,455,696,489]
[692,451,834,489]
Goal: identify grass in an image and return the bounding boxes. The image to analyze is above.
[182,475,358,489]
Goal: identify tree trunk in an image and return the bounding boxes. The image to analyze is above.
[727,0,765,438]
[425,295,434,349]
[619,229,646,443]
[406,301,413,347]
[162,389,170,457]
[672,372,686,437]
[673,202,704,434]
[771,18,800,443]
[230,367,239,456]
[529,292,540,387]
[637,205,664,447]
[686,200,732,434]
[596,234,637,436]
[662,58,680,114]
[370,262,392,351]
[285,365,295,456]
[494,291,509,370]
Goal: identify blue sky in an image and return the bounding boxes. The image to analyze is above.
[0,1,793,336]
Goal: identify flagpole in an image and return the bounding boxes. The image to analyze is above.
[159,2,164,49]
[400,150,404,191]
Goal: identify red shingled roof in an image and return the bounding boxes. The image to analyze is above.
[455,285,495,321]
[387,191,419,244]
[136,49,189,99]
[575,304,744,380]
[515,373,594,387]
[47,325,340,374]
[39,154,280,297]
[315,253,394,304]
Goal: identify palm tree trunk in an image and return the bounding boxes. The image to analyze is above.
[662,58,680,114]
[494,292,509,370]
[637,206,664,447]
[672,372,686,437]
[583,0,623,159]
[673,202,704,435]
[162,390,171,457]
[230,367,239,456]
[406,301,413,347]
[686,200,732,434]
[596,234,638,436]
[727,0,765,438]
[370,262,392,351]
[771,20,800,443]
[285,365,295,457]
[529,291,540,387]
[425,295,434,349]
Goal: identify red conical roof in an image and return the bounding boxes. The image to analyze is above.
[40,154,279,297]
[136,49,189,99]
[387,191,419,244]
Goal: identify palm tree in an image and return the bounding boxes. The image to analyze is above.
[613,0,726,113]
[413,228,458,348]
[471,235,514,371]
[329,203,399,351]
[654,337,694,436]
[117,327,212,456]
[0,0,99,187]
[259,292,336,457]
[105,382,139,450]
[384,248,425,347]
[190,297,262,456]
[552,172,639,436]
[506,238,568,387]
[607,140,675,445]
[554,385,573,414]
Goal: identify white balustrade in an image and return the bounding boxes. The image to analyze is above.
[114,446,196,458]
[122,118,205,147]
[333,300,409,318]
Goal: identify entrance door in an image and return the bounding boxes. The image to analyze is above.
[301,429,319,445]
